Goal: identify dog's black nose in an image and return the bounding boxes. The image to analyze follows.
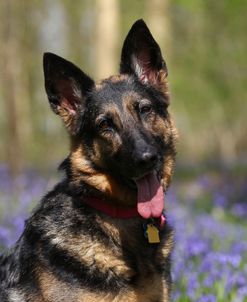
[142,152,157,163]
[136,150,158,167]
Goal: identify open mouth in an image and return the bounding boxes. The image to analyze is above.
[134,171,164,219]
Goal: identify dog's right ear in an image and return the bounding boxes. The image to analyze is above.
[120,20,168,98]
[43,53,94,135]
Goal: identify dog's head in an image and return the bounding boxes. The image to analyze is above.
[43,20,177,206]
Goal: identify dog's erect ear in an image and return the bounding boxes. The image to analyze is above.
[120,19,168,88]
[43,53,94,135]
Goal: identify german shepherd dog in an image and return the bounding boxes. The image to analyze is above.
[0,20,177,302]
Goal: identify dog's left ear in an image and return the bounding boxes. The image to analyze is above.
[43,53,95,135]
[120,19,168,90]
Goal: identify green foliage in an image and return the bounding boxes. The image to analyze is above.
[169,0,247,162]
[0,0,246,171]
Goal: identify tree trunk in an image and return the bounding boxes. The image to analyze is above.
[94,0,120,80]
[145,0,171,60]
[0,1,33,177]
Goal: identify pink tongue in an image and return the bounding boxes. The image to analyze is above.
[136,172,164,219]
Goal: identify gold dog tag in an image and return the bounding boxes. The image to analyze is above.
[147,224,160,243]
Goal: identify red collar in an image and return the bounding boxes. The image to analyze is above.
[83,196,166,229]
[83,196,139,218]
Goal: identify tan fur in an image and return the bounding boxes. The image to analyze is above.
[161,117,178,190]
[156,70,170,101]
[147,111,177,190]
[70,144,136,205]
[98,105,123,130]
[106,74,129,84]
[57,104,75,132]
[123,93,140,120]
[93,106,123,159]
[157,230,174,261]
[81,276,170,302]
[38,269,75,302]
[51,231,133,277]
[37,274,170,302]
[80,288,166,302]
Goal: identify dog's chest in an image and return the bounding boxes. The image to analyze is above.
[85,221,170,302]
[97,216,168,278]
[36,211,172,302]
[79,217,170,301]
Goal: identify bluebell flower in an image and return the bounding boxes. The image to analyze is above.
[198,294,217,302]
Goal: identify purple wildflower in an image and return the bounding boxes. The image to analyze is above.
[197,294,217,302]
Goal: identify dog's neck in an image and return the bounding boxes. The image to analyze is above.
[83,196,139,218]
[83,196,166,232]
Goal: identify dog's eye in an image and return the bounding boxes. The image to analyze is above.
[139,104,152,115]
[97,118,113,131]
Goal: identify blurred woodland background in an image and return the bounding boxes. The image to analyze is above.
[0,0,246,176]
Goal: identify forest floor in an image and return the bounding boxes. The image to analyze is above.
[0,164,246,301]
